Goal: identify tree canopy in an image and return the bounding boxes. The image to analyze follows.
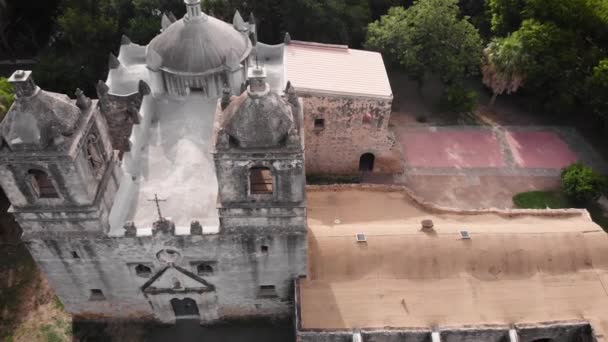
[481,32,526,105]
[365,0,483,85]
[0,77,14,120]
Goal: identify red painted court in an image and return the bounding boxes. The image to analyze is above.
[506,131,578,169]
[401,129,579,169]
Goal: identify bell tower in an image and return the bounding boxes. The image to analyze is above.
[0,70,121,238]
[212,69,306,233]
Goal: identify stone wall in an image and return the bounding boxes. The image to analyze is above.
[301,93,402,175]
[296,323,596,342]
[27,229,307,324]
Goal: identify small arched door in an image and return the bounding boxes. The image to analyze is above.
[359,153,375,172]
[171,298,199,318]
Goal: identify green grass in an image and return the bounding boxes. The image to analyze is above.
[513,190,608,231]
[512,190,571,209]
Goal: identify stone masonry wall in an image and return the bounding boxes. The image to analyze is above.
[301,93,402,175]
[28,230,307,324]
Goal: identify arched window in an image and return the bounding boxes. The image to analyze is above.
[135,264,152,278]
[85,132,104,179]
[28,169,58,198]
[250,167,273,195]
[197,263,213,276]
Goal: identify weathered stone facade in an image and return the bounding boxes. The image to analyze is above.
[301,92,402,175]
[0,66,307,325]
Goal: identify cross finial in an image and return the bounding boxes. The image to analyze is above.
[148,193,167,221]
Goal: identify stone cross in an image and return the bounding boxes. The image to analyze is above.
[148,193,167,222]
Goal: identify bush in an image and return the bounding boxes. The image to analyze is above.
[441,85,478,113]
[560,163,605,203]
[0,78,15,119]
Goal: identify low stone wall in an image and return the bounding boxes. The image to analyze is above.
[306,183,589,219]
[296,322,597,342]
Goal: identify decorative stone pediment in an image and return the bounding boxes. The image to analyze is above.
[141,265,215,295]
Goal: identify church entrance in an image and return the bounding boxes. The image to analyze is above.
[171,298,199,319]
[359,153,375,172]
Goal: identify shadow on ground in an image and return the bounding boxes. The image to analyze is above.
[73,318,295,342]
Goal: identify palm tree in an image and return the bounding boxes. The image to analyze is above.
[482,33,527,107]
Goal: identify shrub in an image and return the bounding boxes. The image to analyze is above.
[0,78,15,118]
[441,85,478,113]
[560,163,604,203]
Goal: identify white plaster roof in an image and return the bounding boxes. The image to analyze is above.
[147,14,251,75]
[284,41,393,99]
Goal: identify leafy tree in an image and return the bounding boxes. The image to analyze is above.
[365,0,483,86]
[561,163,605,204]
[34,0,125,95]
[0,77,15,119]
[487,0,525,36]
[586,59,608,124]
[481,32,526,106]
[441,85,478,113]
[126,0,186,44]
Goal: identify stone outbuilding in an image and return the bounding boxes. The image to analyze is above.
[146,0,254,97]
[284,40,401,176]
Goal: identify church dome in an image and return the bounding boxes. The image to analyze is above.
[147,13,252,75]
[1,88,80,150]
[222,85,294,149]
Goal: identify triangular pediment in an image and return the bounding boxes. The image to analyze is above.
[142,265,215,294]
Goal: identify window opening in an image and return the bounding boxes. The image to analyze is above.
[89,289,106,301]
[28,170,59,198]
[314,118,325,130]
[197,263,213,276]
[250,167,273,195]
[135,264,152,278]
[261,245,269,253]
[71,251,80,259]
[258,285,278,298]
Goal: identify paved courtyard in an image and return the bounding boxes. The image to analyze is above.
[391,126,608,209]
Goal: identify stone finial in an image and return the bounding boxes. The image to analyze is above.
[121,35,132,45]
[161,13,172,30]
[138,80,151,96]
[124,221,137,237]
[153,218,175,236]
[146,48,163,71]
[190,220,203,235]
[285,81,298,106]
[221,87,232,110]
[108,53,121,69]
[75,88,92,110]
[233,10,246,31]
[284,32,291,45]
[168,12,178,23]
[249,12,256,25]
[95,80,109,98]
[8,70,37,98]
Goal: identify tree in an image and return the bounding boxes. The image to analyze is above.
[126,0,186,44]
[487,0,525,36]
[586,59,608,125]
[561,163,605,204]
[481,33,526,106]
[365,0,483,86]
[0,77,15,120]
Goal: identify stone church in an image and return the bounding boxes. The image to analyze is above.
[2,1,606,341]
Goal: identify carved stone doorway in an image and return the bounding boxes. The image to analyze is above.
[171,298,199,319]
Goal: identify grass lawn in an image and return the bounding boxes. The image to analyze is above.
[513,190,608,231]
